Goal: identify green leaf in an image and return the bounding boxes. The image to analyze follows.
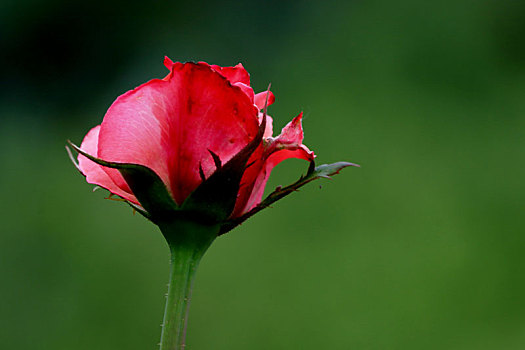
[67,141,178,222]
[219,160,359,235]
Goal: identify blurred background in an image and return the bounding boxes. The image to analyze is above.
[1,0,524,349]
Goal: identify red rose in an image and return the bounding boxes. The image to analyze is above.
[68,57,358,350]
[70,57,355,231]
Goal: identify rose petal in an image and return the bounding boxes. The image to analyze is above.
[208,63,263,105]
[232,112,314,216]
[163,56,175,70]
[77,125,139,204]
[230,144,265,218]
[209,60,275,111]
[209,63,250,85]
[97,62,259,205]
[258,112,274,139]
[254,91,275,110]
[243,147,313,214]
[234,82,255,103]
[271,112,309,147]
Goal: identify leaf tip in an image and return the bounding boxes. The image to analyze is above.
[339,161,360,168]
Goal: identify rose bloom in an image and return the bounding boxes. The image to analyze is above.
[77,57,314,219]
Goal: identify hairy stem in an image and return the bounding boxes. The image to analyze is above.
[158,220,218,350]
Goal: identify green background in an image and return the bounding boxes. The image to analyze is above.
[1,1,524,349]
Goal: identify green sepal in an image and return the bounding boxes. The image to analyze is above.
[219,160,359,234]
[67,141,178,222]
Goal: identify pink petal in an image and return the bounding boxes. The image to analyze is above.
[254,91,275,110]
[77,125,139,204]
[232,112,315,217]
[97,62,260,205]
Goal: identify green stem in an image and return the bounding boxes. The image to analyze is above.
[158,219,219,350]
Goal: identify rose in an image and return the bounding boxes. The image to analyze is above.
[69,57,356,232]
[68,57,357,350]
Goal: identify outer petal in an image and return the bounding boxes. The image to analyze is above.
[77,125,139,204]
[232,112,315,217]
[97,62,260,205]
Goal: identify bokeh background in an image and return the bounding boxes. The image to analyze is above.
[1,0,524,349]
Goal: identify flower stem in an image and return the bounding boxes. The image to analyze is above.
[158,219,219,350]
